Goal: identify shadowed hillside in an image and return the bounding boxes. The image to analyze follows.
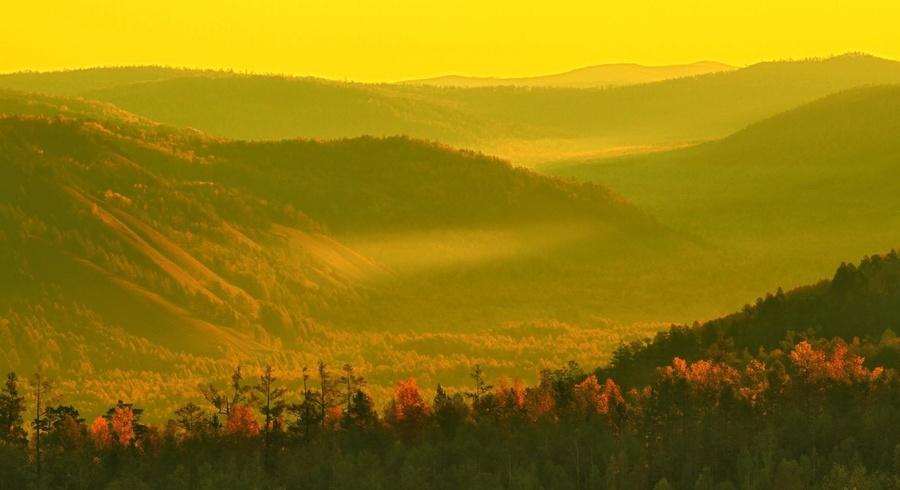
[553,85,900,305]
[4,54,900,164]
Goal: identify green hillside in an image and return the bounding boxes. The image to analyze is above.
[4,54,900,164]
[0,90,689,417]
[553,85,900,304]
[7,79,900,421]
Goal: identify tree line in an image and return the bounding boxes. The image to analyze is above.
[1,334,899,489]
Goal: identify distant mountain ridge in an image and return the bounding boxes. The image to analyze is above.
[2,54,899,164]
[402,61,736,88]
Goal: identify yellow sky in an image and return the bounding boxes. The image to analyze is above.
[3,0,899,82]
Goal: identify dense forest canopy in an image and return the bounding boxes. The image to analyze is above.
[2,249,900,489]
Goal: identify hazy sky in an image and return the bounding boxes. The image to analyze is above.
[3,0,899,81]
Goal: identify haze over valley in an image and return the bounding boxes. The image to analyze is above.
[4,7,900,481]
[3,54,900,418]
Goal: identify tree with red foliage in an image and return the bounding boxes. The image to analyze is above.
[89,416,111,449]
[225,405,261,437]
[386,378,430,439]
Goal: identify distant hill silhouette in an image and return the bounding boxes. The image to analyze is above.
[402,61,735,88]
[0,66,231,95]
[3,54,900,164]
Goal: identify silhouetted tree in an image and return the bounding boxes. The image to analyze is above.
[0,373,26,445]
[255,365,286,465]
[174,402,209,437]
[467,364,493,415]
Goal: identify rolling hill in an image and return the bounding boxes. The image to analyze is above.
[0,90,688,417]
[402,61,735,88]
[553,85,900,303]
[3,54,900,164]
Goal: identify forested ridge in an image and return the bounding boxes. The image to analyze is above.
[2,251,900,489]
[0,90,684,419]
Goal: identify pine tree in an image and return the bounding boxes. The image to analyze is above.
[255,365,286,458]
[174,402,209,437]
[0,373,27,445]
[467,364,492,414]
[339,364,366,414]
[342,390,378,430]
[29,372,53,488]
[316,361,337,430]
[200,365,252,420]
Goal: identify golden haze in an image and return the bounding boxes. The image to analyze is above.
[2,0,900,81]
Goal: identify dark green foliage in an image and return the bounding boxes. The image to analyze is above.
[601,250,900,388]
[1,333,898,489]
[0,373,27,446]
[1,251,899,488]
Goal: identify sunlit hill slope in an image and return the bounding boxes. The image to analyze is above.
[0,90,672,415]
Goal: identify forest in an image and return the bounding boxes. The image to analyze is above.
[4,50,900,489]
[3,251,900,489]
[0,340,895,489]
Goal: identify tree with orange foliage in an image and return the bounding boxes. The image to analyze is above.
[386,378,430,439]
[573,375,626,421]
[110,406,135,447]
[101,401,146,448]
[659,357,740,407]
[525,375,557,424]
[493,377,527,426]
[89,416,111,448]
[225,405,260,437]
[738,360,770,411]
[790,340,884,387]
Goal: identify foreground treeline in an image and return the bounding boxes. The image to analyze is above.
[1,336,899,490]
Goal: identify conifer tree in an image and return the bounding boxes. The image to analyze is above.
[0,373,26,445]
